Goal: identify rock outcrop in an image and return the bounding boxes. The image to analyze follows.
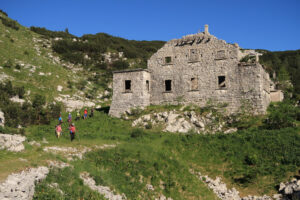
[43,144,116,161]
[193,171,241,200]
[278,178,300,199]
[55,94,96,112]
[80,172,126,200]
[193,169,300,200]
[132,111,237,134]
[0,134,26,152]
[0,167,49,200]
[0,110,4,126]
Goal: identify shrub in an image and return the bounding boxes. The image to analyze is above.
[130,128,144,138]
[111,60,129,70]
[76,80,88,91]
[0,9,8,16]
[0,16,19,30]
[264,100,299,129]
[32,94,46,109]
[15,86,25,98]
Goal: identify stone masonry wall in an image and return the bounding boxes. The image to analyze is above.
[147,31,271,113]
[109,26,273,117]
[109,69,151,117]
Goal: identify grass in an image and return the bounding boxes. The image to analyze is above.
[1,12,300,199]
[0,12,107,104]
[0,105,299,199]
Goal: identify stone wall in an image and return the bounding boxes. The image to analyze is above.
[270,90,284,102]
[109,26,274,117]
[109,69,151,117]
[147,30,271,114]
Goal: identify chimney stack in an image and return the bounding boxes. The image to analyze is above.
[204,24,209,35]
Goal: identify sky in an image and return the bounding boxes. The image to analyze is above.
[1,0,300,51]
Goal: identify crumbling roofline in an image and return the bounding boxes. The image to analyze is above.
[113,68,150,74]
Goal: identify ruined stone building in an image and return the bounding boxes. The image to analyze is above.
[109,25,282,117]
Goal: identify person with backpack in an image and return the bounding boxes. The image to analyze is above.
[68,112,72,123]
[58,114,63,125]
[69,123,76,141]
[84,108,88,119]
[55,124,62,138]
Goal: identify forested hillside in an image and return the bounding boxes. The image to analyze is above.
[30,26,165,70]
[259,50,300,98]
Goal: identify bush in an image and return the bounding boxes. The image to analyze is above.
[32,94,46,109]
[264,100,299,129]
[0,9,8,16]
[76,80,88,91]
[0,16,19,30]
[130,128,144,138]
[30,26,74,38]
[111,60,129,70]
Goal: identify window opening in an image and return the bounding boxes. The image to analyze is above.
[146,80,150,92]
[165,56,172,64]
[125,80,131,91]
[218,76,226,88]
[165,80,172,91]
[191,78,198,90]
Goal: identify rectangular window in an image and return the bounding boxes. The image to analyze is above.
[189,49,199,62]
[216,50,226,60]
[165,56,172,64]
[125,80,131,92]
[218,76,226,88]
[165,80,172,92]
[146,80,150,92]
[191,78,198,90]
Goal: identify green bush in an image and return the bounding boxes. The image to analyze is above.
[30,26,74,38]
[264,100,299,129]
[0,16,19,30]
[0,9,8,16]
[130,128,144,138]
[111,60,129,70]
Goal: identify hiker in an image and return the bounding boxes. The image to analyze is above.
[68,112,72,123]
[76,110,80,121]
[55,124,62,138]
[69,123,76,141]
[84,108,88,119]
[58,114,63,124]
[90,108,94,118]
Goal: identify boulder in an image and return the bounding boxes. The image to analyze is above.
[0,110,4,127]
[57,85,63,92]
[0,134,26,152]
[0,167,49,200]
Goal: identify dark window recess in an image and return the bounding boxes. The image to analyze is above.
[218,76,226,88]
[191,78,198,90]
[146,80,150,92]
[165,80,172,91]
[165,56,172,64]
[125,80,131,91]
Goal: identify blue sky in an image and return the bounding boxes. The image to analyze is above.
[1,0,299,51]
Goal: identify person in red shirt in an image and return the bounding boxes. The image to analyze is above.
[69,123,76,141]
[84,108,88,119]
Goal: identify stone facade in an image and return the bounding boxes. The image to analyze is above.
[109,25,277,117]
[109,69,151,117]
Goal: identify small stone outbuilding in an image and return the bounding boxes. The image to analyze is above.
[109,25,281,117]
